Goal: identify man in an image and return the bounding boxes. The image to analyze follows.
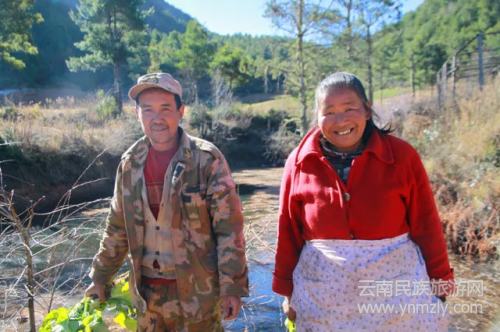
[86,73,249,331]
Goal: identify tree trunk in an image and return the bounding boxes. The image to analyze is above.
[298,0,308,136]
[367,25,373,104]
[24,222,36,332]
[113,63,123,116]
[111,7,122,116]
[10,202,36,332]
[346,0,353,56]
[264,66,269,95]
[194,80,199,103]
[410,51,415,98]
[379,68,383,105]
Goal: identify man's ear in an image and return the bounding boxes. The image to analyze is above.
[179,105,185,118]
[134,107,140,120]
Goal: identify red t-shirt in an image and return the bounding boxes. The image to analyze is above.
[144,145,179,219]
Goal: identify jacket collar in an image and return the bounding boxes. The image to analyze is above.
[295,126,394,165]
[121,127,194,165]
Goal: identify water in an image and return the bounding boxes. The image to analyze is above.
[1,168,499,331]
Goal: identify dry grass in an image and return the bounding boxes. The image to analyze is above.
[239,95,299,116]
[0,97,142,157]
[0,93,295,156]
[399,78,500,260]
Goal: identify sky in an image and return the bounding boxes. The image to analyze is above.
[165,0,425,37]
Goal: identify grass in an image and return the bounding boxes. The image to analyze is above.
[239,95,299,116]
[374,86,413,101]
[0,98,142,156]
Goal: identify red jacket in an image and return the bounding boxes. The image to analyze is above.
[272,127,454,297]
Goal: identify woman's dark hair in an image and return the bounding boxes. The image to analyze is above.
[314,72,393,137]
[135,88,183,110]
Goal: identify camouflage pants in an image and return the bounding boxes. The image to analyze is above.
[137,282,223,332]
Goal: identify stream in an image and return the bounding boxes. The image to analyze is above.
[1,168,499,331]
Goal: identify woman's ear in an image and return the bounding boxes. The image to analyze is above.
[365,101,372,120]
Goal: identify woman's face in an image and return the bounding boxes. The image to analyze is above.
[317,87,370,153]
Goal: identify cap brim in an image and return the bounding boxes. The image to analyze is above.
[128,83,176,102]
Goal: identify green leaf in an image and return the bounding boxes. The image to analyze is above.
[68,320,80,332]
[40,307,70,332]
[41,280,135,332]
[285,318,297,332]
[113,311,137,331]
[68,298,87,319]
[82,312,108,332]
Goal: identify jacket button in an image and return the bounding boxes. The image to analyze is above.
[155,251,160,255]
[156,226,160,230]
[343,193,350,201]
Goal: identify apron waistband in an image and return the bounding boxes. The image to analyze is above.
[307,232,410,250]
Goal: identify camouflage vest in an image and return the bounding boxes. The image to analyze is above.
[90,128,249,322]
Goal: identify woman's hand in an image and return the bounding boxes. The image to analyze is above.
[283,296,297,321]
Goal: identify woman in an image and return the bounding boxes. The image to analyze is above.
[273,72,455,331]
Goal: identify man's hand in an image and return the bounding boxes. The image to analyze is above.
[85,282,107,302]
[283,296,296,321]
[221,295,242,320]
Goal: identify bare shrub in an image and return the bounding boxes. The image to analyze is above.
[265,118,301,165]
[0,160,110,331]
[400,78,500,261]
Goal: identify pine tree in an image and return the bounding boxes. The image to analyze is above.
[175,20,215,102]
[355,0,399,104]
[265,0,337,136]
[0,0,43,69]
[211,43,253,90]
[67,0,150,115]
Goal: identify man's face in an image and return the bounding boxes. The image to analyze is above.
[135,89,184,151]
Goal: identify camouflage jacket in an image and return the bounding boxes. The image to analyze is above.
[89,128,249,322]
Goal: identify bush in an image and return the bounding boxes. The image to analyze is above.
[95,90,118,120]
[1,106,20,120]
[265,117,301,164]
[400,79,500,261]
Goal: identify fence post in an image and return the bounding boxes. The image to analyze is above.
[437,70,441,109]
[442,61,447,107]
[452,54,457,96]
[478,33,484,90]
[410,51,415,98]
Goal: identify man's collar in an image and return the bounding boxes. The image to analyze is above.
[176,127,194,163]
[122,127,194,165]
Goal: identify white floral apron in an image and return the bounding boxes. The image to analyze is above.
[291,233,450,332]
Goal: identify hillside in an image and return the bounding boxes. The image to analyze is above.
[0,0,498,95]
[0,0,194,90]
[59,0,194,33]
[369,0,500,87]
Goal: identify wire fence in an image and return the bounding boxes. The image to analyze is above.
[436,31,500,109]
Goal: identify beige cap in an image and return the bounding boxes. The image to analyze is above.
[128,73,182,101]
